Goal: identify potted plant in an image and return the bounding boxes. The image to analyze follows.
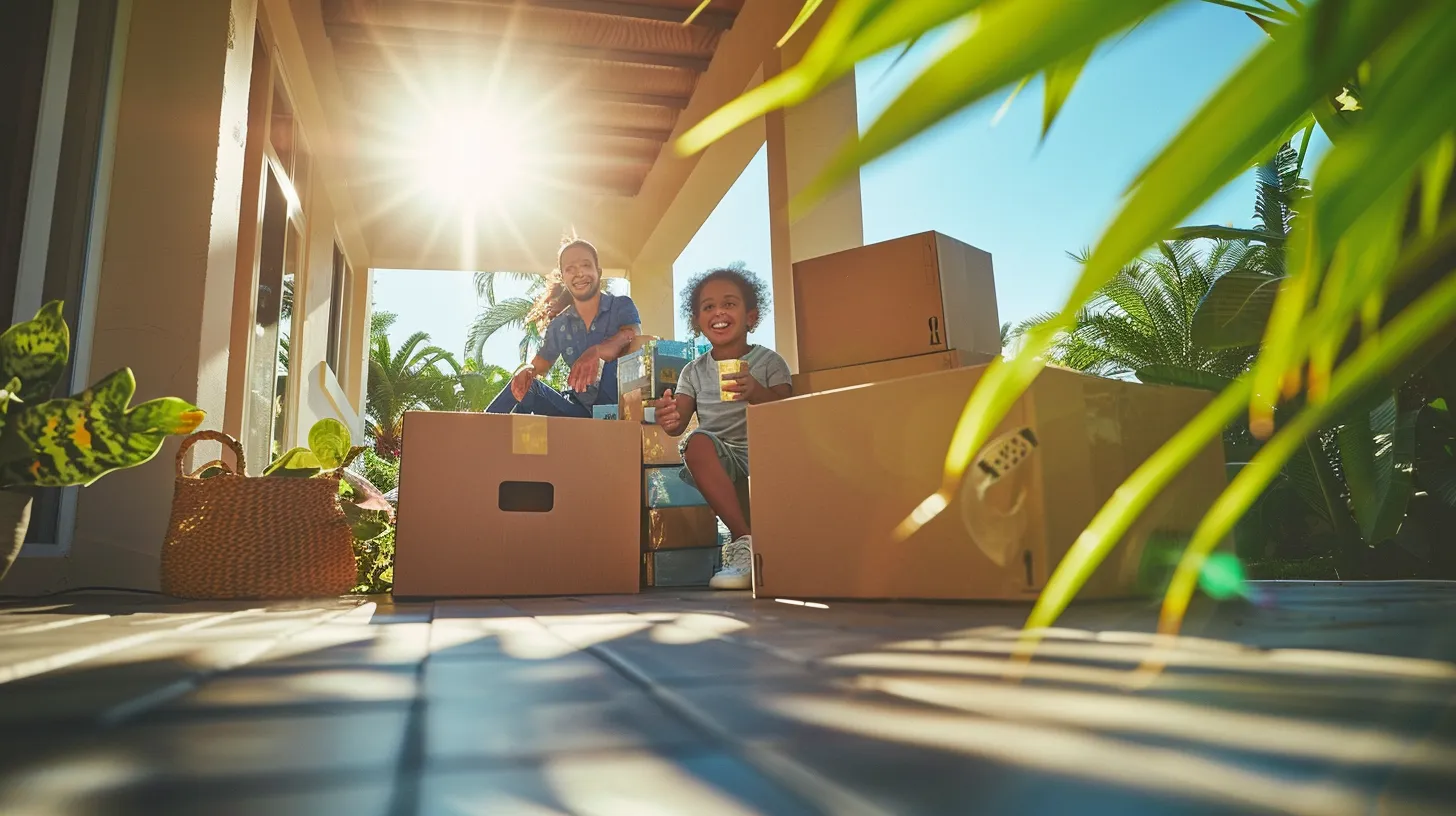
[0,302,204,582]
[249,417,396,543]
[172,417,395,598]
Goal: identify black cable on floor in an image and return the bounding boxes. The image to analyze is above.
[0,585,171,600]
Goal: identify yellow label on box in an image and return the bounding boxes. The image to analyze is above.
[511,414,548,455]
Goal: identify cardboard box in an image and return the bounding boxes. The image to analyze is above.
[643,506,720,551]
[792,350,998,396]
[793,231,1001,372]
[393,412,641,597]
[642,421,697,466]
[618,339,695,401]
[747,365,1227,601]
[643,546,720,587]
[644,465,707,508]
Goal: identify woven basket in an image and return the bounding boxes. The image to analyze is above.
[160,430,357,599]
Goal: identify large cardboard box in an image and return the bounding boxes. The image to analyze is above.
[793,231,1001,372]
[643,506,719,550]
[393,412,640,597]
[792,350,998,396]
[747,365,1226,600]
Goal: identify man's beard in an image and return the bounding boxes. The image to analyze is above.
[570,280,601,301]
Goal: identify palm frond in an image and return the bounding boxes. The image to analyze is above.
[474,271,543,306]
[465,296,536,365]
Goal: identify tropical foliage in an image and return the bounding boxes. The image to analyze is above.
[363,309,515,458]
[1018,239,1259,384]
[681,0,1456,645]
[0,301,203,491]
[467,270,547,366]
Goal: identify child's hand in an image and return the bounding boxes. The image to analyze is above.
[722,371,768,404]
[654,389,683,433]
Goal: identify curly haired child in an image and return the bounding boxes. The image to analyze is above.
[653,265,792,590]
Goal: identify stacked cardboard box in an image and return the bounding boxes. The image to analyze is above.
[609,337,722,586]
[790,231,1002,395]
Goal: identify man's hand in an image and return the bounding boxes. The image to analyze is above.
[510,365,537,401]
[654,389,684,434]
[721,371,770,404]
[568,345,603,393]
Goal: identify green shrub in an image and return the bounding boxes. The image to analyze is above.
[359,448,399,494]
[353,527,394,594]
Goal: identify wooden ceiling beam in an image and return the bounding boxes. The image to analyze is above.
[345,104,673,147]
[396,0,738,30]
[338,69,692,110]
[325,22,713,71]
[349,172,646,199]
[328,42,701,97]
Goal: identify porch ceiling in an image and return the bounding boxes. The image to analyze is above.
[307,0,753,273]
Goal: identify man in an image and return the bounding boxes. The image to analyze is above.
[485,239,640,417]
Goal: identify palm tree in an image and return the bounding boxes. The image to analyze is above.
[456,359,511,412]
[1017,239,1258,385]
[466,271,547,367]
[365,315,461,458]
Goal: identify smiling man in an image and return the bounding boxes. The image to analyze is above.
[485,239,640,417]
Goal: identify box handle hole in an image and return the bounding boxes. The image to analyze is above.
[499,481,554,513]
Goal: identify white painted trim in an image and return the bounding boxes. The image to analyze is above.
[13,0,80,326]
[22,0,132,560]
[69,0,130,401]
[316,361,360,432]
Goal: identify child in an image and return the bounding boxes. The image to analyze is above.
[653,266,792,590]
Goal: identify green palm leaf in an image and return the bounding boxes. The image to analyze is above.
[1337,393,1418,544]
[465,296,536,366]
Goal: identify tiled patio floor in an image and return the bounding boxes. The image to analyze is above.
[1,582,1454,815]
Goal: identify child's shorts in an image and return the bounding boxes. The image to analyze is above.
[678,429,749,487]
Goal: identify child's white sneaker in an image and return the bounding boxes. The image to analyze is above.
[709,535,752,590]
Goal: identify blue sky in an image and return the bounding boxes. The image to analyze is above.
[373,2,1325,372]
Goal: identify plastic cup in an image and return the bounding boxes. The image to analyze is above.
[718,359,748,401]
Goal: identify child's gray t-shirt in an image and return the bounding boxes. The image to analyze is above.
[675,345,792,450]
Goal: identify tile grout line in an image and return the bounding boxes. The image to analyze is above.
[582,641,895,816]
[385,601,434,816]
[98,603,378,727]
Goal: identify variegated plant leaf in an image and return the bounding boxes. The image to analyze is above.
[0,301,69,404]
[0,367,203,488]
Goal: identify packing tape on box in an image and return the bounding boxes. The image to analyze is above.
[959,426,1038,567]
[511,414,549,455]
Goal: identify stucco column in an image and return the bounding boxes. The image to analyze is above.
[630,264,676,340]
[765,35,865,373]
[34,0,257,592]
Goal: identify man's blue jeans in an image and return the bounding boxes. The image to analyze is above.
[485,379,591,418]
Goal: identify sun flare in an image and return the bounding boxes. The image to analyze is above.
[408,105,539,207]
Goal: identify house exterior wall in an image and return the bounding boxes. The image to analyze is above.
[2,0,371,595]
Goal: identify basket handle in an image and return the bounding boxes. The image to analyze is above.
[176,430,247,478]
